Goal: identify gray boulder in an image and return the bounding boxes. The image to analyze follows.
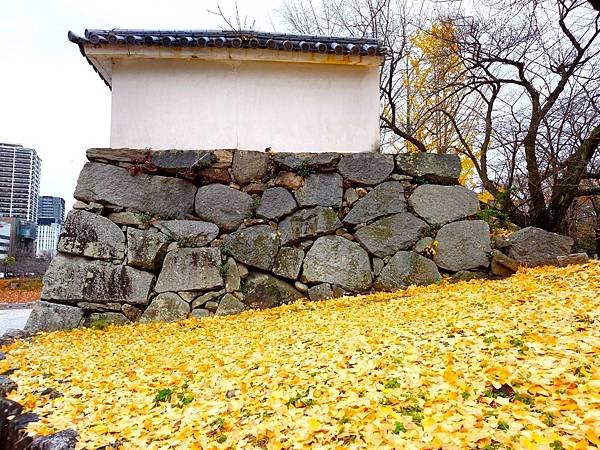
[108,211,143,227]
[396,153,461,184]
[374,251,441,291]
[154,220,219,246]
[0,375,17,396]
[58,210,125,260]
[223,225,280,271]
[232,150,270,185]
[42,255,155,304]
[279,207,342,245]
[302,236,372,292]
[155,247,223,292]
[557,253,589,267]
[191,309,210,318]
[140,292,190,323]
[256,187,297,220]
[506,227,574,267]
[74,162,196,216]
[273,152,340,170]
[215,293,246,315]
[295,173,343,208]
[491,250,520,277]
[195,184,253,232]
[77,302,122,311]
[25,301,84,332]
[30,429,78,450]
[126,228,169,271]
[191,290,224,309]
[308,283,334,301]
[408,184,480,226]
[434,220,491,271]
[354,213,430,257]
[272,247,305,280]
[338,153,395,185]
[343,181,406,226]
[244,273,304,309]
[224,257,241,292]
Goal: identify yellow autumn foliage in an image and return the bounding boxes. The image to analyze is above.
[2,262,599,449]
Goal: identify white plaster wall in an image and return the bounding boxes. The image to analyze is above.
[110,58,381,153]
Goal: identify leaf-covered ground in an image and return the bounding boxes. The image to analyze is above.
[2,263,599,449]
[0,278,42,303]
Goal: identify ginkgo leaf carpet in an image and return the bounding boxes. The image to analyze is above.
[2,262,599,449]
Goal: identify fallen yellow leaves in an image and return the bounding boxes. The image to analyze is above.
[2,262,599,449]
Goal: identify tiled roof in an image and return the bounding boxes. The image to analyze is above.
[68,29,385,55]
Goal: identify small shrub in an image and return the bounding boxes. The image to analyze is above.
[246,197,261,219]
[295,160,312,177]
[497,420,509,431]
[392,421,406,434]
[219,262,230,277]
[90,319,109,330]
[153,388,174,404]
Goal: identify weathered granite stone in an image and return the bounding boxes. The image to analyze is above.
[58,210,125,260]
[256,187,297,220]
[25,301,84,332]
[295,173,343,208]
[434,220,491,271]
[274,171,304,190]
[506,227,574,267]
[223,225,280,271]
[279,207,342,245]
[225,257,241,292]
[0,375,17,396]
[122,304,143,322]
[237,262,249,278]
[245,273,304,309]
[75,162,196,216]
[154,220,219,246]
[77,302,122,312]
[354,213,430,257]
[295,281,309,292]
[242,182,267,195]
[408,185,480,226]
[198,167,231,184]
[491,250,520,277]
[557,253,589,267]
[215,294,246,315]
[195,184,253,232]
[140,293,190,323]
[191,309,210,318]
[126,228,169,271]
[42,256,155,304]
[232,150,270,185]
[302,236,372,292]
[108,211,143,227]
[155,248,223,292]
[344,188,359,205]
[152,149,215,172]
[191,290,224,309]
[85,312,130,326]
[272,247,305,280]
[372,257,384,275]
[338,153,394,185]
[30,428,78,450]
[374,251,441,291]
[343,181,406,226]
[273,152,340,170]
[332,285,346,297]
[308,283,333,301]
[396,153,461,184]
[414,236,435,254]
[205,301,219,312]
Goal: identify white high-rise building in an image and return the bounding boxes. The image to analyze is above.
[36,222,62,259]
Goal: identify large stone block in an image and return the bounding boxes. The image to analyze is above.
[25,301,84,332]
[231,150,270,185]
[195,184,253,232]
[354,213,430,257]
[139,293,190,323]
[223,225,280,271]
[154,220,219,246]
[42,255,155,304]
[295,173,343,208]
[273,152,340,170]
[256,187,297,220]
[396,153,461,184]
[155,247,223,293]
[374,251,441,291]
[343,181,406,226]
[74,162,196,216]
[215,293,247,315]
[408,184,480,226]
[58,210,125,260]
[244,273,304,309]
[126,228,169,271]
[302,236,372,292]
[506,227,573,267]
[272,247,305,280]
[338,153,394,185]
[279,207,342,245]
[434,220,491,271]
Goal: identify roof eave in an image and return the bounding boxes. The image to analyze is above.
[68,31,112,90]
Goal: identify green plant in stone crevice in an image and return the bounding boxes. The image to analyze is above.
[295,160,313,177]
[246,196,262,219]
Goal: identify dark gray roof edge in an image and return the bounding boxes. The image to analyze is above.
[68,31,112,89]
[68,28,386,56]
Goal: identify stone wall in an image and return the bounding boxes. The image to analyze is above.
[26,148,495,332]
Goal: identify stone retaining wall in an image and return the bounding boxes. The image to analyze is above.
[26,148,495,331]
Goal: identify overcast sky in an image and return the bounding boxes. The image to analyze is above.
[0,0,284,209]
